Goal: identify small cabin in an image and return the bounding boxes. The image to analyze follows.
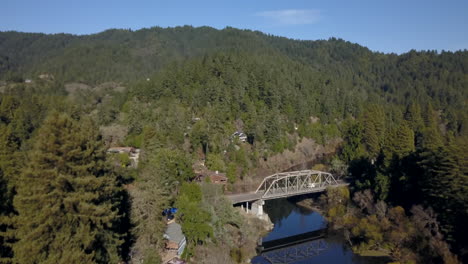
[163,223,187,256]
[230,131,247,143]
[107,147,135,154]
[209,172,228,184]
[107,147,141,168]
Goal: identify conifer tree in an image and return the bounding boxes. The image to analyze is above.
[404,103,424,132]
[361,104,386,157]
[385,123,415,159]
[419,136,468,245]
[13,113,123,263]
[341,121,365,162]
[418,104,443,151]
[0,123,23,263]
[363,121,379,157]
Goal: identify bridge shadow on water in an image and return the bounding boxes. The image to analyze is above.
[255,229,328,264]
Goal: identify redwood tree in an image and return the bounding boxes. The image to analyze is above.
[13,112,123,263]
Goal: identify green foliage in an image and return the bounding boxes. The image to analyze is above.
[118,153,131,167]
[330,157,348,178]
[190,119,210,153]
[226,162,237,184]
[200,183,242,239]
[417,104,444,151]
[124,133,144,148]
[176,183,213,258]
[384,123,415,160]
[141,249,161,264]
[129,148,176,263]
[404,103,424,133]
[12,112,124,263]
[341,120,365,162]
[205,153,226,172]
[0,87,71,262]
[321,186,351,227]
[145,148,194,186]
[1,26,467,262]
[299,122,341,144]
[418,137,468,244]
[361,104,386,157]
[178,182,203,202]
[230,145,250,174]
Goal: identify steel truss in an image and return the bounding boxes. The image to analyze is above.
[255,170,338,200]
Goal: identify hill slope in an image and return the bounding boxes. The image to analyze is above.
[1,26,467,263]
[1,26,465,83]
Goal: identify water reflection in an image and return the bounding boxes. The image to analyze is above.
[262,199,324,242]
[252,198,388,264]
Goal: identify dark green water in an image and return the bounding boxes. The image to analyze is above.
[251,198,388,264]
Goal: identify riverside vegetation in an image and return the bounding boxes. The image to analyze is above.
[0,26,467,263]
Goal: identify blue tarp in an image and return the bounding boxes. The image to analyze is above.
[162,207,178,216]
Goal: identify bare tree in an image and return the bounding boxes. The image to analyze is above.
[353,190,376,215]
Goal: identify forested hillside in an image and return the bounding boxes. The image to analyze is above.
[0,26,467,263]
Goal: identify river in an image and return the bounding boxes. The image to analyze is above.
[251,197,388,264]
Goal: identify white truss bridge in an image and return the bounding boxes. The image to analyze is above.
[227,170,348,204]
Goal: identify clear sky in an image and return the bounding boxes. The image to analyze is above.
[2,0,468,54]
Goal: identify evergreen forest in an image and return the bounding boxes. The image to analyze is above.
[0,26,467,263]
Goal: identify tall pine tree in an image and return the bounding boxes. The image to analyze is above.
[13,112,123,263]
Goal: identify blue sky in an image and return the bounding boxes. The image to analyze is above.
[2,0,468,54]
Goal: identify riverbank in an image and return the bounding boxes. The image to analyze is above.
[190,189,273,264]
[295,198,324,213]
[252,197,390,264]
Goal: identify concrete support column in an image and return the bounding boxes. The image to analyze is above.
[251,199,264,216]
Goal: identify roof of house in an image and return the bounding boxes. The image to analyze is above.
[107,147,135,153]
[164,222,185,244]
[209,174,227,182]
[231,131,246,137]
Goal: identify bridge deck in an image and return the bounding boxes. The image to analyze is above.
[227,192,263,204]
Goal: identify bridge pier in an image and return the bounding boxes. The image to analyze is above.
[251,199,264,216]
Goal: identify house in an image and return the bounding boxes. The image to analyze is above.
[107,147,141,168]
[107,147,135,154]
[191,159,228,184]
[230,131,247,143]
[163,222,187,256]
[209,172,228,184]
[192,170,228,184]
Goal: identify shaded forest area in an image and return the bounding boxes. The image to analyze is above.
[0,26,467,263]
